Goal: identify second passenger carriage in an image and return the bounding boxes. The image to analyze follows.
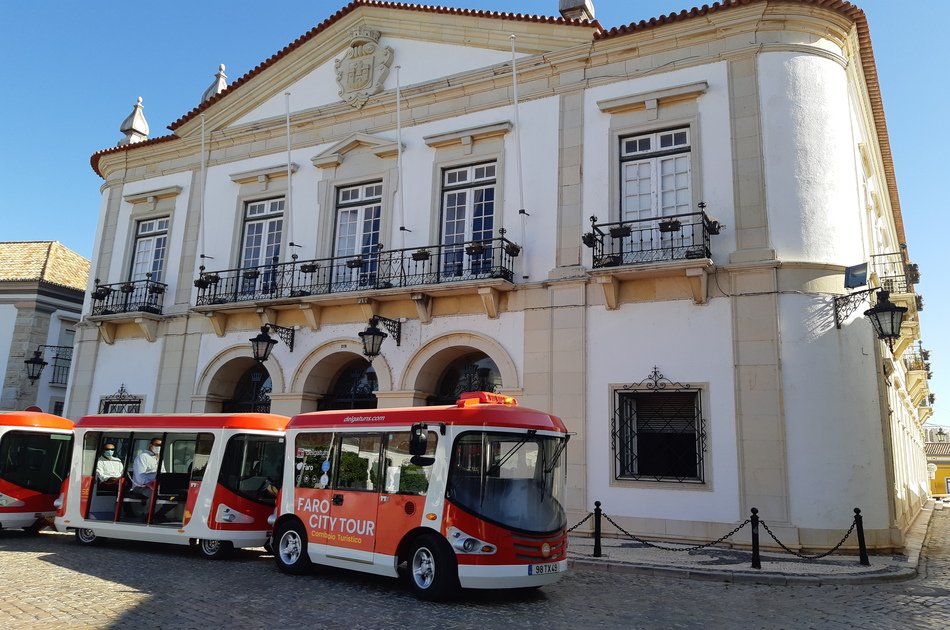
[55,413,289,558]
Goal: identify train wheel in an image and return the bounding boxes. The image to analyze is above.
[406,533,459,601]
[75,528,99,545]
[274,521,311,575]
[197,539,233,559]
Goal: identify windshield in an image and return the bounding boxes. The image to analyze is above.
[0,430,72,495]
[447,431,567,534]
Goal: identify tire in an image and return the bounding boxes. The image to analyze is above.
[197,539,234,559]
[406,533,460,601]
[75,528,99,546]
[22,520,48,536]
[273,521,311,575]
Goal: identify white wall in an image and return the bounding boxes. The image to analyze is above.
[585,297,739,522]
[0,303,16,403]
[759,52,863,265]
[778,293,891,528]
[87,338,165,414]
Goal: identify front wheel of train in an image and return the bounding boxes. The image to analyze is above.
[197,539,233,559]
[274,521,311,575]
[75,528,99,545]
[406,533,460,602]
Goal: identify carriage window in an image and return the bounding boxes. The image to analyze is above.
[219,434,284,505]
[295,433,335,489]
[383,431,437,495]
[333,434,383,492]
[190,434,215,481]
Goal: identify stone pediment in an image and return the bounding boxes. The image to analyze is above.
[310,132,401,168]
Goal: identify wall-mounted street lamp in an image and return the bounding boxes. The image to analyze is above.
[834,288,907,351]
[358,316,401,360]
[249,324,295,363]
[863,291,908,351]
[23,345,73,385]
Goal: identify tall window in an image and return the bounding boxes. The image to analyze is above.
[441,162,496,276]
[241,198,284,270]
[613,388,705,483]
[334,182,381,285]
[130,217,169,282]
[620,128,691,223]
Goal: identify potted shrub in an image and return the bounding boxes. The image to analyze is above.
[346,257,364,269]
[465,242,487,256]
[411,248,431,262]
[91,286,112,300]
[243,269,260,280]
[658,218,682,233]
[148,284,166,295]
[299,263,319,274]
[582,232,598,248]
[609,225,632,239]
[120,282,135,293]
[194,277,209,290]
[504,243,521,257]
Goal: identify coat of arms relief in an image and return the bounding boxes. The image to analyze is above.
[335,27,394,109]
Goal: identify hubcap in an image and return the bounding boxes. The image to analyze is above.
[202,540,220,554]
[411,546,435,589]
[279,530,301,565]
[78,528,95,543]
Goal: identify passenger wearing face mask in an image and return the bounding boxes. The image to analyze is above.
[131,437,163,491]
[96,443,123,483]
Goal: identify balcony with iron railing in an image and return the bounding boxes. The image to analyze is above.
[90,273,169,316]
[870,252,919,295]
[581,209,720,269]
[194,233,521,308]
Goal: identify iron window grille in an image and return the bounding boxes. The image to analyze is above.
[611,367,706,482]
[99,384,143,414]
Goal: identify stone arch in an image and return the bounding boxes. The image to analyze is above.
[400,332,519,396]
[290,337,393,395]
[193,345,286,412]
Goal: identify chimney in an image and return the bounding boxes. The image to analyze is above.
[559,0,595,21]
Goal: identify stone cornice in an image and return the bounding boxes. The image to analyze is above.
[122,185,183,205]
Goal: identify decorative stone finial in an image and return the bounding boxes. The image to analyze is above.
[118,97,150,146]
[201,64,228,103]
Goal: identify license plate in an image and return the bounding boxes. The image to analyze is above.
[529,563,559,576]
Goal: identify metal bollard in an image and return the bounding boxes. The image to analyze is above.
[593,501,602,558]
[854,508,870,566]
[750,507,761,569]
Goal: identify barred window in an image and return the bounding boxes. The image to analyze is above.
[612,372,706,482]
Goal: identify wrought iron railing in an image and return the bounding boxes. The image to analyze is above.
[194,235,521,307]
[903,344,930,375]
[90,274,168,316]
[48,348,72,386]
[870,252,919,294]
[582,210,720,269]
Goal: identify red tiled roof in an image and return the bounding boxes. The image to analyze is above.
[0,241,90,291]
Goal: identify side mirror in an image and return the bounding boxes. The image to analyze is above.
[409,423,428,456]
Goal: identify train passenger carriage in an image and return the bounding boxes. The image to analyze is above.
[0,411,73,533]
[271,392,569,600]
[55,413,289,558]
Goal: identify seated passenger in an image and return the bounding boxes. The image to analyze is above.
[96,443,123,483]
[130,438,162,496]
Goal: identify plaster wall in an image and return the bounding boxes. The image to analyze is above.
[778,293,890,529]
[87,338,165,414]
[232,37,520,127]
[0,304,16,404]
[585,296,739,523]
[759,52,862,264]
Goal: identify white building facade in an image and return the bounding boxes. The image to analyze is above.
[69,0,931,551]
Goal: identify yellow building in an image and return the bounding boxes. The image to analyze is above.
[925,429,950,497]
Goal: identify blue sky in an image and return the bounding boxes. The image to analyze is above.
[1,1,945,425]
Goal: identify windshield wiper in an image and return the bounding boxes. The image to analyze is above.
[487,437,529,477]
[543,436,569,474]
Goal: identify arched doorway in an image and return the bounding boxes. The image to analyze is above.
[428,352,501,405]
[222,363,272,413]
[318,359,378,410]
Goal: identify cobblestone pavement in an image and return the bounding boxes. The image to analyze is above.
[0,509,947,629]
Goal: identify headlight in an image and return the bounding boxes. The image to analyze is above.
[447,526,496,555]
